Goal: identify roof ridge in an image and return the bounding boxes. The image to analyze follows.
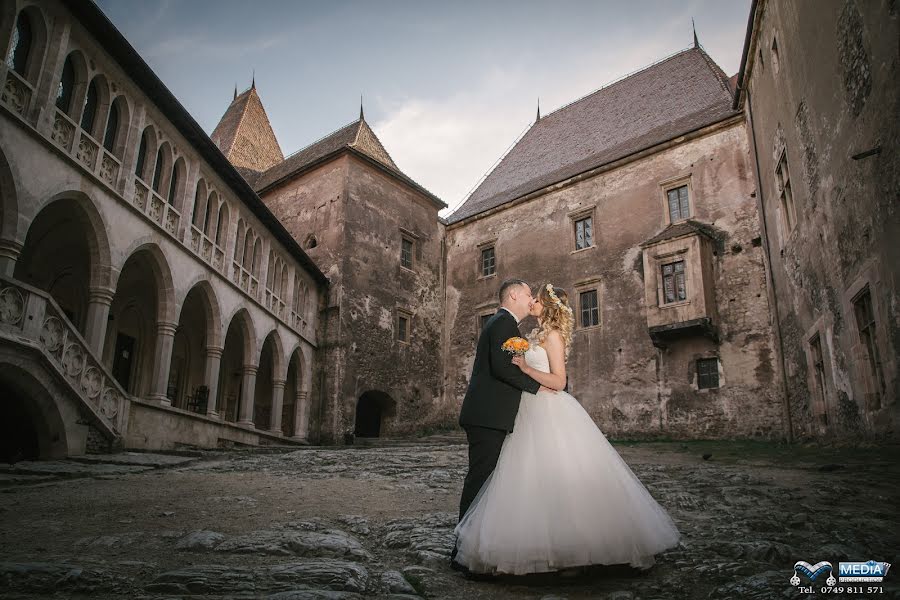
[695,46,734,98]
[224,87,256,158]
[351,119,399,170]
[541,45,698,121]
[280,119,361,162]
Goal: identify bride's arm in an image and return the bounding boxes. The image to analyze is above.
[511,331,567,391]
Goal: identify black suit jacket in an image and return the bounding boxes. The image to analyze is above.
[458,310,541,432]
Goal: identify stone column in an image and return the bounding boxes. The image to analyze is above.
[84,287,114,356]
[293,390,310,439]
[0,240,22,277]
[269,378,286,434]
[237,364,257,427]
[203,346,223,418]
[148,321,177,405]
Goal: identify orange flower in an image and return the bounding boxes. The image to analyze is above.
[502,337,530,356]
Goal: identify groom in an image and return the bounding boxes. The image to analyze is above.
[450,278,551,568]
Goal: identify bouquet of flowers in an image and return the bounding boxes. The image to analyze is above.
[501,337,530,356]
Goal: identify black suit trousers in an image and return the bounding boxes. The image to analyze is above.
[458,425,507,522]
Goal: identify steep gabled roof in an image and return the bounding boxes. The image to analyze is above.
[447,47,739,224]
[640,219,720,247]
[252,118,445,208]
[211,85,284,182]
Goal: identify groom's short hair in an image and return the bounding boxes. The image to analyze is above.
[499,278,529,303]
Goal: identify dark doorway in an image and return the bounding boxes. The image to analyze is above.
[112,333,136,390]
[0,381,40,463]
[354,391,395,438]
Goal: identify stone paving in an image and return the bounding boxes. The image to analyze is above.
[0,439,898,599]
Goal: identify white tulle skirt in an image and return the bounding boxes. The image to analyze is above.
[454,389,681,575]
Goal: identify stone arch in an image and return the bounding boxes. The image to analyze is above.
[103,95,130,159]
[354,390,396,438]
[134,125,157,182]
[5,4,49,87]
[254,329,285,429]
[214,200,230,248]
[55,49,88,119]
[204,191,218,237]
[191,178,207,229]
[175,278,223,349]
[169,281,222,409]
[80,73,110,140]
[282,342,310,438]
[167,156,186,211]
[0,144,18,244]
[151,140,172,195]
[218,308,257,421]
[111,240,176,324]
[15,192,113,333]
[0,361,69,461]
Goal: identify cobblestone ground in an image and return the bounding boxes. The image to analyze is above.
[0,438,898,600]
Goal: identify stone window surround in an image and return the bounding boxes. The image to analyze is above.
[842,262,887,410]
[573,277,602,331]
[650,247,692,309]
[774,148,797,246]
[476,238,497,280]
[567,206,597,254]
[658,173,695,227]
[395,307,413,344]
[474,301,499,337]
[399,226,418,272]
[804,315,834,426]
[694,356,724,390]
[0,7,314,340]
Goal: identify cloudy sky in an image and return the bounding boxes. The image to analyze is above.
[96,0,751,215]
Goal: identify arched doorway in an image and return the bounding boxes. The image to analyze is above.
[0,365,68,461]
[253,331,283,430]
[282,347,306,437]
[218,310,255,422]
[354,390,395,438]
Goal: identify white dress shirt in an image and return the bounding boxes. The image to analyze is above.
[499,306,521,324]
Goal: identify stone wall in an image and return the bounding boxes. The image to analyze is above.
[445,121,784,440]
[741,0,899,439]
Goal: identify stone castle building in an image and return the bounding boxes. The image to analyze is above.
[0,0,895,459]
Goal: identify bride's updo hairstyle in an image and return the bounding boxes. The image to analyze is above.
[536,284,574,359]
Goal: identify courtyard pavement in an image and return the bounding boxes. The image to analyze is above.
[0,437,898,599]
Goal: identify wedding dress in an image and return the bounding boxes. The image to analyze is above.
[453,344,681,575]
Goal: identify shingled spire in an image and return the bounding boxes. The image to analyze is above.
[211,83,284,183]
[693,18,699,48]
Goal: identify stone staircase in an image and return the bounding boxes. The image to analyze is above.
[0,275,129,450]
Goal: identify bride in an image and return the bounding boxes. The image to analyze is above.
[453,284,681,575]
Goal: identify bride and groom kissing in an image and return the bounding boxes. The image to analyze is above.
[449,278,681,577]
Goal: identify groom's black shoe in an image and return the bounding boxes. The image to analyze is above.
[449,559,466,573]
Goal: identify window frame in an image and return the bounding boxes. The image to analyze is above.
[477,239,498,279]
[659,259,687,305]
[568,207,597,254]
[573,278,602,331]
[396,308,412,344]
[696,357,721,389]
[659,175,694,226]
[400,235,414,270]
[775,149,796,238]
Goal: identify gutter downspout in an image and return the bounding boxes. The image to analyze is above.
[746,91,794,443]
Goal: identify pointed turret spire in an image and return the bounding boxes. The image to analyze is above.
[536,98,541,121]
[251,69,256,89]
[692,18,699,48]
[233,84,237,101]
[359,94,364,121]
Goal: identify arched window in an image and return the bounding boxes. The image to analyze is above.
[55,54,75,113]
[234,220,246,262]
[252,239,262,276]
[6,12,32,76]
[203,193,215,234]
[214,203,229,246]
[280,266,288,298]
[151,146,165,192]
[102,98,119,152]
[134,129,149,178]
[266,251,275,288]
[167,162,179,205]
[80,78,99,134]
[241,231,253,267]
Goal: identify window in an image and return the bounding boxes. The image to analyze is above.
[661,260,686,303]
[55,55,75,114]
[80,78,98,134]
[215,203,229,246]
[481,246,496,277]
[397,312,411,343]
[400,237,413,269]
[666,185,690,222]
[697,358,720,389]
[134,129,149,179]
[574,216,593,250]
[579,289,599,328]
[478,312,493,334]
[809,334,828,425]
[6,12,32,76]
[776,150,796,234]
[102,99,120,153]
[305,235,317,249]
[853,287,884,407]
[167,163,180,205]
[152,146,165,192]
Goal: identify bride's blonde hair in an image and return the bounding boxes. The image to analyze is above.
[535,284,574,359]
